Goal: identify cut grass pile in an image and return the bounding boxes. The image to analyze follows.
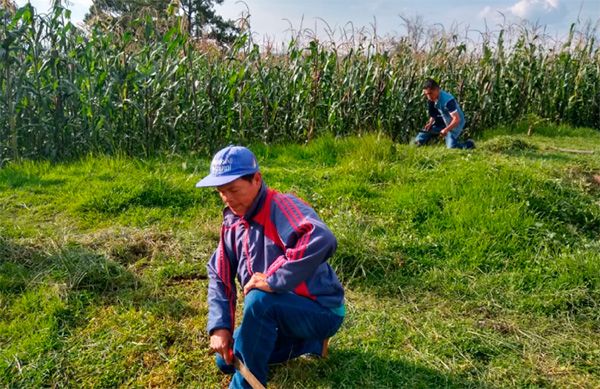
[1,125,599,387]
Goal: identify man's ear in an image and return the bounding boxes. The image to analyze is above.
[253,172,262,185]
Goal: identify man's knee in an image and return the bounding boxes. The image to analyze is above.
[446,127,464,148]
[445,133,460,148]
[243,289,276,318]
[415,133,429,146]
[446,139,457,148]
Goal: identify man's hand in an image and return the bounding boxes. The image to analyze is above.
[424,121,433,132]
[243,272,273,296]
[210,329,233,365]
[440,128,450,136]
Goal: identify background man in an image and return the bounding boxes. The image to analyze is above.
[197,146,345,389]
[415,78,475,149]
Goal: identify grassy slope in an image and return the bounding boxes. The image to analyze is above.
[1,125,599,388]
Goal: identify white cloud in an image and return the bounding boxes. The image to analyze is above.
[480,0,567,25]
[479,6,495,19]
[509,0,564,22]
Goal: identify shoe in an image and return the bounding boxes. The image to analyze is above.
[465,139,475,149]
[299,338,329,359]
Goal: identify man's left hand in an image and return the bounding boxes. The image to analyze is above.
[440,128,450,136]
[243,272,273,295]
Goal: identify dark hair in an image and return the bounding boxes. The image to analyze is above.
[423,78,440,90]
[239,172,258,183]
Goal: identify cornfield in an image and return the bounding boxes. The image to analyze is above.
[1,3,599,163]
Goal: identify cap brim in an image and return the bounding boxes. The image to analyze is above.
[195,174,244,188]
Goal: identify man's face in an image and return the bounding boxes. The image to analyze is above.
[216,173,262,216]
[423,87,440,102]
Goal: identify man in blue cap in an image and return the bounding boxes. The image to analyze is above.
[197,146,345,389]
[415,78,475,149]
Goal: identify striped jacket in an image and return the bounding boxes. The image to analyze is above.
[206,183,345,334]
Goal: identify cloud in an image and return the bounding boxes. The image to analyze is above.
[509,0,565,22]
[480,0,567,25]
[479,6,495,19]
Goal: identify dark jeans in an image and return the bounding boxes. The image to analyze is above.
[215,290,344,388]
[415,124,471,149]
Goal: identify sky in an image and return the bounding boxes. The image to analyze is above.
[15,0,600,42]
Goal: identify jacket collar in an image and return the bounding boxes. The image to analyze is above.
[243,182,267,221]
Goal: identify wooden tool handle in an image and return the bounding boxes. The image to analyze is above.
[229,350,266,389]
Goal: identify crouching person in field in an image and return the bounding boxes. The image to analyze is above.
[197,146,345,389]
[415,78,475,149]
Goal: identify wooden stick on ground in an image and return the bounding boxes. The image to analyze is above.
[230,351,266,389]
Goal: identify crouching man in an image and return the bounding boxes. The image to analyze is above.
[197,146,345,388]
[415,78,475,149]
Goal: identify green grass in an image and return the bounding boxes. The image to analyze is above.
[1,125,600,387]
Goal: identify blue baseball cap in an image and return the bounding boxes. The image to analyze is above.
[195,146,259,188]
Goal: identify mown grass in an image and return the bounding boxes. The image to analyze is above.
[1,125,599,387]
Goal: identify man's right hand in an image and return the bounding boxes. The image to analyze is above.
[424,122,433,132]
[210,329,233,365]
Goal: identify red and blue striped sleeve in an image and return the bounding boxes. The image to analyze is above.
[265,193,337,293]
[206,232,237,334]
